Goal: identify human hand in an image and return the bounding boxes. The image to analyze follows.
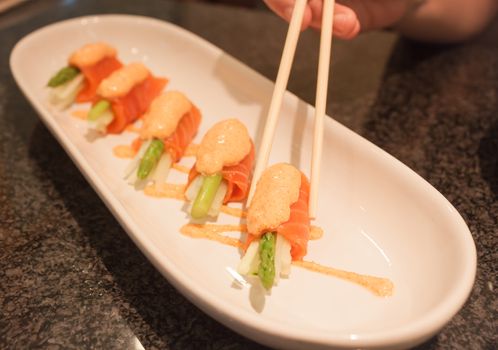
[263,0,416,39]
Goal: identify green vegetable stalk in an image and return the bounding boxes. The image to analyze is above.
[258,232,276,289]
[88,100,111,121]
[47,66,80,87]
[191,174,223,219]
[137,139,164,180]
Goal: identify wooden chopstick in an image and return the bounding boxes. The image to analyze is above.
[247,0,307,205]
[309,0,335,219]
[248,0,335,220]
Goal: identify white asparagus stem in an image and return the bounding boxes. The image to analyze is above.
[151,152,172,185]
[185,175,204,202]
[207,181,227,217]
[185,175,228,218]
[88,109,113,133]
[49,73,84,110]
[124,140,151,182]
[237,234,292,286]
[276,234,292,277]
[238,240,260,275]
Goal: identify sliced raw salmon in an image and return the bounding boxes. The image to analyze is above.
[187,143,255,203]
[163,105,202,163]
[244,173,310,261]
[76,56,122,103]
[106,75,168,134]
[220,143,255,203]
[276,174,310,260]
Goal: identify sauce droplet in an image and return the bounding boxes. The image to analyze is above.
[144,183,186,200]
[71,109,88,120]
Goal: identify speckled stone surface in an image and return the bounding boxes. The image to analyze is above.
[0,0,496,349]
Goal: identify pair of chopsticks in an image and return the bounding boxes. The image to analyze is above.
[247,0,335,219]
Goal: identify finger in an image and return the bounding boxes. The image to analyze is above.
[307,2,360,40]
[264,0,313,30]
[283,4,313,30]
[332,3,361,39]
[264,0,360,38]
[307,0,324,28]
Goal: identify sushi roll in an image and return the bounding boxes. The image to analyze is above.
[47,42,122,109]
[238,163,310,289]
[125,91,201,186]
[185,119,254,219]
[87,62,167,133]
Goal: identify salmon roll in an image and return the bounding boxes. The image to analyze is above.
[238,163,310,289]
[47,42,122,109]
[87,62,167,134]
[125,91,201,186]
[185,119,254,219]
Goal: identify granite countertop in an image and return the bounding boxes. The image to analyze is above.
[1,0,496,349]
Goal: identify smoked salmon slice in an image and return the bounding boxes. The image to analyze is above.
[244,173,310,261]
[76,56,122,103]
[187,143,255,203]
[276,174,310,260]
[106,75,168,134]
[163,105,202,163]
[221,143,255,203]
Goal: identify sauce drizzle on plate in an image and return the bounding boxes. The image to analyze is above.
[111,141,393,297]
[179,222,393,296]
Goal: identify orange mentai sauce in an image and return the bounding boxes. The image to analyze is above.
[71,110,88,120]
[180,224,245,248]
[172,164,190,174]
[113,145,136,159]
[195,119,251,175]
[292,261,394,297]
[184,143,199,157]
[247,163,301,237]
[309,226,323,240]
[220,206,246,218]
[97,62,149,99]
[69,42,116,68]
[144,183,186,200]
[125,124,141,133]
[112,138,143,159]
[178,222,393,297]
[140,91,192,140]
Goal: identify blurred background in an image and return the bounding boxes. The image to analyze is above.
[184,0,264,8]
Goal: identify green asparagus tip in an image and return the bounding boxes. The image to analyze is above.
[47,66,80,87]
[137,139,165,180]
[191,174,223,219]
[88,100,111,122]
[258,232,276,290]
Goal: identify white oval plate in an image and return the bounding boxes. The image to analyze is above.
[10,15,476,350]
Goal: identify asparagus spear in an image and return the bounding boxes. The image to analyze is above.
[191,174,223,219]
[258,232,276,289]
[88,100,111,121]
[47,66,80,87]
[137,139,164,180]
